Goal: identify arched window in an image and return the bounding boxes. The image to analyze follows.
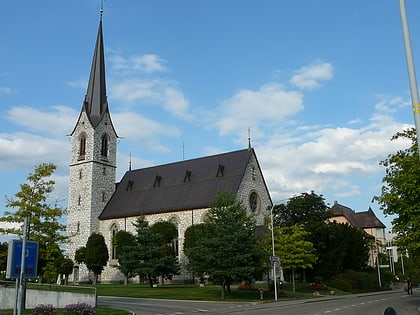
[101,134,108,158]
[111,224,118,260]
[79,134,86,159]
[169,217,179,257]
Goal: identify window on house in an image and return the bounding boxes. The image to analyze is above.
[111,224,118,259]
[153,175,162,187]
[103,166,106,175]
[216,164,225,177]
[183,170,192,183]
[169,218,179,257]
[126,180,134,191]
[102,192,106,202]
[78,195,81,206]
[79,169,83,180]
[101,134,108,157]
[251,166,256,181]
[77,222,80,233]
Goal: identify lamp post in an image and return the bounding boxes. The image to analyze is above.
[270,205,278,301]
[399,0,420,157]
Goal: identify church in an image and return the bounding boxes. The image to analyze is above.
[66,15,273,282]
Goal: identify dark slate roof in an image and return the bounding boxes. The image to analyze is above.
[99,149,255,220]
[71,19,116,135]
[330,203,386,229]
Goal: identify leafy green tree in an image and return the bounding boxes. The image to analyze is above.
[268,225,317,292]
[0,242,7,279]
[308,222,370,280]
[132,216,165,287]
[150,221,180,283]
[76,233,109,284]
[0,163,67,282]
[56,257,74,285]
[273,191,331,228]
[373,128,420,259]
[112,230,137,259]
[112,230,138,285]
[184,192,264,299]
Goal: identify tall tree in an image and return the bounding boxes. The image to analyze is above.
[0,163,67,282]
[308,222,370,280]
[0,242,7,280]
[273,191,331,228]
[184,192,264,299]
[76,233,109,284]
[373,128,420,259]
[268,225,317,292]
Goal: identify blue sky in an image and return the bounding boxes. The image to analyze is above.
[0,0,419,236]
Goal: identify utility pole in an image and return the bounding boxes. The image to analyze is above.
[399,0,420,157]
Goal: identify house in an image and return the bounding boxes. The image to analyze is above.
[66,13,272,283]
[329,201,386,267]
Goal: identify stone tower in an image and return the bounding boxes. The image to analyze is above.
[66,16,117,282]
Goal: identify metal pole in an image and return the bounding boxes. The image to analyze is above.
[399,0,420,157]
[17,218,28,315]
[270,206,278,301]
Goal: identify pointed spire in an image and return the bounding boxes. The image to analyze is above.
[83,14,108,128]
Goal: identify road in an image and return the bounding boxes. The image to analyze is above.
[98,290,420,315]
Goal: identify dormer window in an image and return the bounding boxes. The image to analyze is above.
[183,170,192,183]
[153,175,162,187]
[126,180,134,191]
[216,164,225,177]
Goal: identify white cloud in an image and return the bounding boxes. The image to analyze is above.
[110,54,168,74]
[0,87,16,95]
[5,106,77,137]
[290,61,333,89]
[113,111,180,153]
[215,83,304,136]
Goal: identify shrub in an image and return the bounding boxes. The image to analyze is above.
[62,303,96,315]
[31,304,58,315]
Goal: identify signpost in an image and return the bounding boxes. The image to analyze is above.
[6,240,39,279]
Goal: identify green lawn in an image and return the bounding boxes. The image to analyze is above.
[0,282,326,314]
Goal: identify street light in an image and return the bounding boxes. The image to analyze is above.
[270,205,278,301]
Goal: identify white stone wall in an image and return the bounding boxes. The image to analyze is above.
[99,208,209,282]
[67,110,117,282]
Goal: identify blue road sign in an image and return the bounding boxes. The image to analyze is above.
[6,240,39,279]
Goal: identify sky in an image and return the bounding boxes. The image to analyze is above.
[1,0,419,237]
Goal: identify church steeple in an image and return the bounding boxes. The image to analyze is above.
[83,18,108,128]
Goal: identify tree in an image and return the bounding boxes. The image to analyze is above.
[308,222,370,280]
[0,242,7,280]
[373,128,420,259]
[116,217,180,287]
[0,163,67,282]
[112,230,137,259]
[184,191,264,299]
[56,257,74,285]
[273,191,331,228]
[76,233,108,284]
[268,225,317,292]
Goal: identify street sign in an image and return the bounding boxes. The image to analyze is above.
[270,255,280,262]
[6,240,39,279]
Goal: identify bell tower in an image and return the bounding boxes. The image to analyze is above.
[66,13,117,282]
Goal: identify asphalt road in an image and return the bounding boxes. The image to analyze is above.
[98,290,420,315]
